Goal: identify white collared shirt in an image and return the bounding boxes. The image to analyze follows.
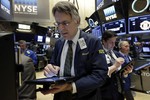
[103,46,121,70]
[119,51,132,61]
[59,29,80,76]
[59,29,80,94]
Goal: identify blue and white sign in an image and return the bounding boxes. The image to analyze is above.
[14,0,37,15]
[103,5,117,21]
[1,0,10,14]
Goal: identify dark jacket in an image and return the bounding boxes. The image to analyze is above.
[50,31,108,100]
[119,54,132,91]
[18,54,36,100]
[100,50,124,100]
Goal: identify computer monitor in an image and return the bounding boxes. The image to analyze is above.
[91,25,102,39]
[128,14,150,34]
[35,35,45,43]
[0,0,13,20]
[97,1,125,23]
[142,47,150,53]
[96,0,120,10]
[102,19,126,35]
[37,35,43,42]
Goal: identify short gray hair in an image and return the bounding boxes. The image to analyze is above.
[118,41,129,48]
[18,40,26,45]
[52,1,80,23]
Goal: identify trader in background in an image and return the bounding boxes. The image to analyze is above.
[18,54,36,100]
[101,30,125,100]
[118,41,134,100]
[19,40,37,66]
[42,1,108,100]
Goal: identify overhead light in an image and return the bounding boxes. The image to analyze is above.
[18,24,31,30]
[16,29,32,32]
[16,23,32,32]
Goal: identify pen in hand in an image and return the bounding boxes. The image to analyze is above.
[44,64,60,78]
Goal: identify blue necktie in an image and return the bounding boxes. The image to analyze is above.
[124,55,129,63]
[64,40,73,76]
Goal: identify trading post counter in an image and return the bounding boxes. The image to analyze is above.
[131,59,150,94]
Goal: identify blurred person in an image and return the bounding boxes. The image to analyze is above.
[134,42,144,59]
[18,54,36,100]
[101,30,125,100]
[46,37,56,62]
[118,41,134,100]
[42,1,108,100]
[19,40,37,66]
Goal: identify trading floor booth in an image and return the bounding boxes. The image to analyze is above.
[0,32,18,100]
[132,58,150,93]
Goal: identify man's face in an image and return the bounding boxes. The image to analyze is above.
[19,44,26,50]
[54,11,79,40]
[120,42,130,54]
[103,37,117,50]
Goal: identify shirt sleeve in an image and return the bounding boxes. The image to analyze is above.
[72,82,77,94]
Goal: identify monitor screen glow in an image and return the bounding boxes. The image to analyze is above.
[128,14,150,34]
[1,0,10,14]
[103,5,117,21]
[142,47,150,53]
[102,19,126,35]
[91,25,102,38]
[37,35,43,42]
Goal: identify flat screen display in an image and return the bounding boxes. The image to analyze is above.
[102,19,126,35]
[91,25,102,38]
[96,0,104,10]
[35,35,45,43]
[0,0,12,20]
[103,5,117,21]
[97,1,124,23]
[128,14,150,34]
[1,0,10,14]
[142,47,150,53]
[37,35,43,42]
[96,0,120,10]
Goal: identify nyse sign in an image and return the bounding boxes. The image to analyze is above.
[106,14,117,21]
[14,4,37,15]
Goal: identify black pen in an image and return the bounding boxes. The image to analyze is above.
[51,64,58,77]
[52,64,55,69]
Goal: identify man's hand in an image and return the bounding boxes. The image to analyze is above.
[41,83,73,95]
[44,64,60,77]
[123,65,133,77]
[108,57,125,76]
[113,57,125,68]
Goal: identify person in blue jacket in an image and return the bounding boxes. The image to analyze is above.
[19,40,37,66]
[118,40,134,100]
[41,1,108,100]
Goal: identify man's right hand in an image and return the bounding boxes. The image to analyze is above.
[113,57,125,68]
[108,57,125,77]
[44,64,60,77]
